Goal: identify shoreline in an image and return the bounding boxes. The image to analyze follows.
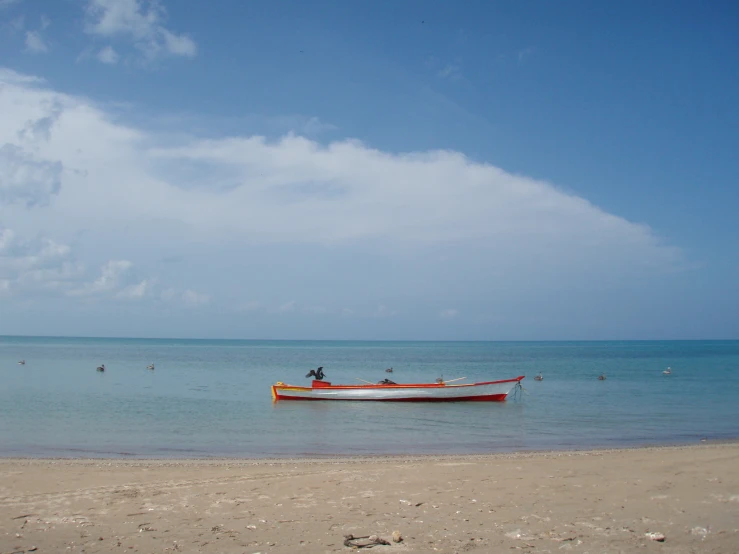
[2,442,737,553]
[1,438,737,465]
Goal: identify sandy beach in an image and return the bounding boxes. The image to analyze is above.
[1,444,737,554]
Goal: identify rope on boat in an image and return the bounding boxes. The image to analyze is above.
[343,534,390,549]
[512,381,528,401]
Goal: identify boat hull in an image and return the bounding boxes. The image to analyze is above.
[272,376,524,402]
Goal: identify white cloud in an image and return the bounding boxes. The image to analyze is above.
[0,224,208,307]
[0,70,684,265]
[143,133,680,269]
[0,144,62,207]
[0,69,687,332]
[0,0,22,9]
[181,289,210,307]
[70,259,136,296]
[84,0,196,61]
[440,309,459,319]
[0,227,84,294]
[159,287,209,307]
[68,260,209,307]
[97,45,119,64]
[160,28,196,57]
[24,30,48,53]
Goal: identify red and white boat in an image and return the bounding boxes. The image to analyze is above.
[271,376,525,402]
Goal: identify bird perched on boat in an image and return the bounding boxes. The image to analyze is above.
[385,367,393,373]
[306,366,325,380]
[96,364,105,372]
[18,360,25,365]
[534,372,543,381]
[147,363,155,370]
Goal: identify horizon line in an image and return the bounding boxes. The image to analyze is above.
[1,334,737,343]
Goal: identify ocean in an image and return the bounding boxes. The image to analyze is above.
[1,337,737,458]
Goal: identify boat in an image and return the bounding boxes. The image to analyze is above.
[662,367,671,375]
[147,363,155,370]
[534,372,543,381]
[271,374,525,402]
[598,373,606,380]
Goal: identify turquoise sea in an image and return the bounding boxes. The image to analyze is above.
[0,337,737,458]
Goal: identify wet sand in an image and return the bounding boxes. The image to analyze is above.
[1,443,738,553]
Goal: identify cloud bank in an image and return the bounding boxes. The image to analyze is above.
[0,68,685,337]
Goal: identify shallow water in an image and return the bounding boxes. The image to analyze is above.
[1,337,737,458]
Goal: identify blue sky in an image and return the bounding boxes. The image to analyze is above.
[1,0,738,340]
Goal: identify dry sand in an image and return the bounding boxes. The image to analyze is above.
[1,443,738,553]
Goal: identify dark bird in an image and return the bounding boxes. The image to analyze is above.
[96,364,105,372]
[18,360,25,365]
[377,378,396,385]
[305,366,325,380]
[385,367,393,373]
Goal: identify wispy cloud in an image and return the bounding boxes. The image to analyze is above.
[9,15,23,32]
[24,31,47,53]
[84,0,196,62]
[236,300,263,313]
[518,47,535,62]
[180,289,211,307]
[0,0,22,9]
[266,115,337,136]
[0,67,43,84]
[373,305,398,318]
[276,300,296,314]
[439,309,459,319]
[23,16,50,53]
[96,45,119,64]
[437,64,462,81]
